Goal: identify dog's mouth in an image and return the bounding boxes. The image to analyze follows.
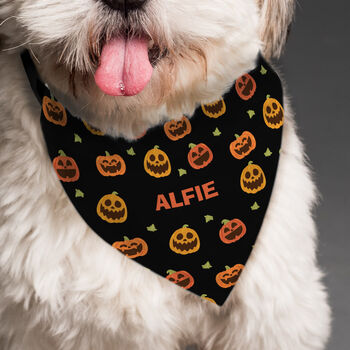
[94,31,163,97]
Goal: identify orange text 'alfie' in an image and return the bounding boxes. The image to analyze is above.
[156,180,219,211]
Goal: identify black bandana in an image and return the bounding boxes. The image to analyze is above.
[21,51,283,306]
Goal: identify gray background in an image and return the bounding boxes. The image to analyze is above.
[281,1,349,349]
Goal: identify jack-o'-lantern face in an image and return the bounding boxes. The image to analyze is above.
[216,264,244,288]
[97,192,127,223]
[240,162,266,194]
[144,146,171,178]
[112,236,148,258]
[188,143,213,169]
[166,270,194,289]
[169,225,200,255]
[52,150,79,182]
[230,131,256,159]
[42,96,67,126]
[96,152,126,177]
[83,120,104,135]
[263,97,284,129]
[201,98,226,118]
[219,219,247,244]
[164,116,192,141]
[235,74,256,100]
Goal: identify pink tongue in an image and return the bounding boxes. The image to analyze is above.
[94,37,153,96]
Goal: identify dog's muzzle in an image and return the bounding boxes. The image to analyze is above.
[100,0,148,12]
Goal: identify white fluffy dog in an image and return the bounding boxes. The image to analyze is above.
[0,0,331,349]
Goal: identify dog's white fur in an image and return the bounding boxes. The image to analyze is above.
[0,0,331,349]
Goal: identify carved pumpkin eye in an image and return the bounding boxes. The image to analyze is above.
[222,273,229,278]
[223,227,230,233]
[266,106,271,114]
[198,147,203,153]
[115,200,121,208]
[105,199,112,206]
[169,277,175,282]
[58,160,64,166]
[130,242,137,246]
[120,244,127,248]
[272,102,278,110]
[150,154,155,162]
[187,232,193,239]
[177,274,184,279]
[102,159,109,164]
[253,168,259,176]
[238,82,243,88]
[66,160,72,166]
[177,233,183,240]
[245,171,251,179]
[158,154,164,161]
[191,152,197,158]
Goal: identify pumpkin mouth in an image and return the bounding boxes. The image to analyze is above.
[265,109,283,125]
[118,243,143,257]
[193,151,210,166]
[221,271,242,285]
[235,138,252,156]
[99,204,126,220]
[240,79,254,98]
[47,109,64,121]
[169,123,188,137]
[202,100,224,115]
[56,169,77,179]
[172,238,198,252]
[224,225,243,240]
[100,162,121,173]
[176,278,191,288]
[146,161,169,175]
[242,173,264,190]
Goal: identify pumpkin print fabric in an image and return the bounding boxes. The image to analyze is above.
[21,50,283,306]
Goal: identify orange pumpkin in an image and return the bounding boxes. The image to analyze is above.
[216,264,244,288]
[240,161,266,194]
[96,151,126,177]
[83,120,104,135]
[164,116,192,141]
[235,74,256,100]
[219,219,247,244]
[166,269,194,289]
[263,97,284,129]
[187,143,213,170]
[52,150,80,182]
[230,131,256,159]
[201,98,226,118]
[112,236,148,258]
[42,96,67,126]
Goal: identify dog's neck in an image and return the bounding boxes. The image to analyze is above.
[32,43,260,140]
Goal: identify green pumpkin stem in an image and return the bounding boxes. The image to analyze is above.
[123,236,129,241]
[221,219,230,225]
[201,294,208,298]
[182,224,189,228]
[154,145,160,149]
[188,143,197,149]
[266,94,271,100]
[112,191,119,196]
[225,265,231,270]
[50,91,56,101]
[58,150,67,157]
[166,269,176,275]
[248,161,254,165]
[234,134,240,139]
[105,151,111,156]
